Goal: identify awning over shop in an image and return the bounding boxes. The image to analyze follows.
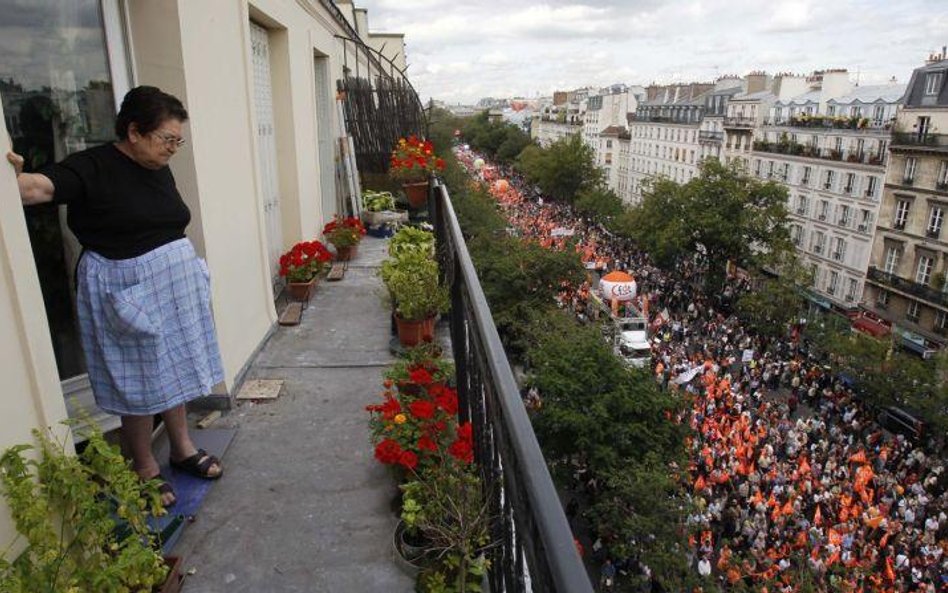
[852,316,891,338]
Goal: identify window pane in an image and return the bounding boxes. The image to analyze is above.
[1,0,118,379]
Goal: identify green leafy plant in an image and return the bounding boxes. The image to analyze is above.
[411,463,493,593]
[380,250,449,321]
[0,427,168,593]
[388,225,435,258]
[362,190,397,212]
[384,344,455,387]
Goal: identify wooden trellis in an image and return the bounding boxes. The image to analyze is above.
[335,36,427,177]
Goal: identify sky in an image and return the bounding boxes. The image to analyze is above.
[354,0,948,105]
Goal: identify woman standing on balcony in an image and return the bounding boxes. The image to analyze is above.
[6,86,224,506]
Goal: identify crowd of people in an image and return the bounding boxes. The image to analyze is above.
[455,148,947,592]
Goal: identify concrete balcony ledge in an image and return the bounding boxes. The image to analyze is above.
[175,236,414,592]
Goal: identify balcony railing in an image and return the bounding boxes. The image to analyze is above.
[866,266,948,308]
[698,131,723,143]
[723,117,756,128]
[430,180,595,593]
[891,132,948,151]
[764,117,892,133]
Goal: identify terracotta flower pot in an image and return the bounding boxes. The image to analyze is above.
[402,181,429,208]
[395,315,436,347]
[157,555,185,593]
[334,244,358,261]
[286,277,318,302]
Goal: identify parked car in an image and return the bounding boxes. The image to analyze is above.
[878,406,925,441]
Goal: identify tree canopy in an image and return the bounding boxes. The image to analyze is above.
[517,134,604,203]
[461,110,532,165]
[624,159,793,289]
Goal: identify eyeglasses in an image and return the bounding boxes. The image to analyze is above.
[150,131,186,148]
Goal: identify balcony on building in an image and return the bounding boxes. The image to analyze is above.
[763,116,894,135]
[890,132,948,153]
[698,130,724,144]
[751,139,886,166]
[866,266,948,309]
[723,116,757,129]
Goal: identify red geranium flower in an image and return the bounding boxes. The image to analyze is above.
[457,422,473,442]
[448,439,474,464]
[409,400,436,420]
[417,435,438,452]
[375,439,402,464]
[408,367,433,385]
[398,450,419,470]
[435,391,458,415]
[381,396,401,420]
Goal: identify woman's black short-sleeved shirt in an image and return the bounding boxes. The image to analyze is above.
[41,144,190,260]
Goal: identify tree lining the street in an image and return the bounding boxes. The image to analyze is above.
[461,110,532,165]
[619,159,794,293]
[516,134,604,204]
[428,119,700,587]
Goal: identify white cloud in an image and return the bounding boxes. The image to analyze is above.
[355,0,948,103]
[764,1,814,33]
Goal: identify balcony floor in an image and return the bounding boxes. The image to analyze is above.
[176,236,413,592]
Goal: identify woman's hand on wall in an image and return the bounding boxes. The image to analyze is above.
[7,151,54,205]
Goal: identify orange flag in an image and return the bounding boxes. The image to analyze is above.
[814,505,823,526]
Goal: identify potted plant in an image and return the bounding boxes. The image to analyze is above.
[0,427,174,592]
[279,239,333,302]
[388,225,436,259]
[362,190,396,225]
[384,344,456,391]
[380,250,449,347]
[389,136,445,208]
[409,462,493,593]
[366,367,463,481]
[323,215,366,261]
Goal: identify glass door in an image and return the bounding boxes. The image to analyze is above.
[0,0,131,429]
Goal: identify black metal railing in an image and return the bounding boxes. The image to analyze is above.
[698,131,723,143]
[429,179,595,593]
[723,117,756,128]
[763,118,892,133]
[891,132,948,150]
[867,266,948,308]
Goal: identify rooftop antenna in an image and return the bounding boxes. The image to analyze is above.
[854,67,861,86]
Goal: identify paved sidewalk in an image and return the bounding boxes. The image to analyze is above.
[177,236,413,592]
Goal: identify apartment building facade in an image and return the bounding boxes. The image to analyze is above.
[598,125,630,196]
[627,82,715,203]
[751,73,904,310]
[862,54,948,349]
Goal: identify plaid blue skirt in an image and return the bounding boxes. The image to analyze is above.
[77,239,224,415]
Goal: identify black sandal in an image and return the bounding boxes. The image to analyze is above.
[144,473,177,508]
[170,448,223,480]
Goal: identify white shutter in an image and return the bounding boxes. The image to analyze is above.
[250,22,284,294]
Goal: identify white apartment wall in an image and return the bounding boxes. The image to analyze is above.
[750,150,885,306]
[616,136,630,201]
[128,0,348,387]
[0,116,73,549]
[776,76,809,100]
[598,135,621,191]
[628,123,702,202]
[367,34,407,72]
[536,119,582,146]
[818,71,853,111]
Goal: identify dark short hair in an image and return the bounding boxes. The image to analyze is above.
[114,86,188,140]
